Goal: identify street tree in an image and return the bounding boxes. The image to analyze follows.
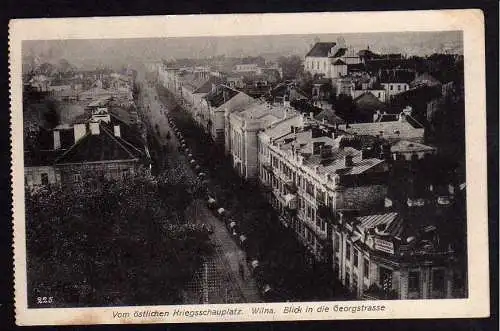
[25,171,213,307]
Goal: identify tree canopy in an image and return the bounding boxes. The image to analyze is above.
[26,171,213,307]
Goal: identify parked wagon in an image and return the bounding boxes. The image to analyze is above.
[207,197,217,209]
[228,220,239,236]
[250,259,259,270]
[216,208,226,218]
[239,234,247,248]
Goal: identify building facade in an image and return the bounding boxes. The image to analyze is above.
[258,119,389,262]
[331,204,467,300]
[228,102,298,180]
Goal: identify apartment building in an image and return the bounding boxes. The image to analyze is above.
[332,191,467,300]
[258,119,389,262]
[228,102,298,181]
[202,85,256,144]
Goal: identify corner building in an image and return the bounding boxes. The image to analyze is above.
[258,118,389,263]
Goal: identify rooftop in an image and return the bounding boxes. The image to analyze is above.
[390,140,436,154]
[305,42,337,58]
[55,123,145,165]
[314,109,346,125]
[344,117,424,139]
[353,92,387,111]
[204,85,240,108]
[273,129,385,177]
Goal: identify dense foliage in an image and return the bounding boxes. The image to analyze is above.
[26,171,213,307]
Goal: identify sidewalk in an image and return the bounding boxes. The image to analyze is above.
[186,199,262,303]
[142,80,262,303]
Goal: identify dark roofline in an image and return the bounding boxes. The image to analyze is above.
[55,123,142,165]
[305,42,336,58]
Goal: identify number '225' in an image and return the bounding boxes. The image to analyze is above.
[36,296,53,304]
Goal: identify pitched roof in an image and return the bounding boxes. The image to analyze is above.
[356,212,400,234]
[410,73,442,88]
[270,83,308,100]
[353,92,386,111]
[262,115,304,139]
[344,119,424,138]
[315,109,346,125]
[55,123,144,164]
[204,85,239,108]
[329,48,347,58]
[80,87,112,98]
[332,59,347,66]
[390,140,436,154]
[273,130,385,177]
[305,42,336,57]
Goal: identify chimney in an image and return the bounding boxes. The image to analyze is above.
[90,122,100,135]
[344,155,353,167]
[114,125,121,137]
[361,149,367,160]
[74,123,87,142]
[53,130,61,150]
[310,112,314,119]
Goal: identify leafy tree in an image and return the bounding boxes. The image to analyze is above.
[42,98,61,129]
[277,55,304,79]
[26,172,213,307]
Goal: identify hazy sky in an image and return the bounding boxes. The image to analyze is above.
[23,31,462,69]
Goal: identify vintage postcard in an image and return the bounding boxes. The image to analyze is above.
[10,10,489,326]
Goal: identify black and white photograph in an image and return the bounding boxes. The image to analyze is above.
[10,11,489,325]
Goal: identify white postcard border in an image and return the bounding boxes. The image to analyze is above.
[10,9,489,325]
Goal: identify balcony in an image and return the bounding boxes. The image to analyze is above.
[284,180,298,194]
[262,162,273,172]
[284,193,298,210]
[317,202,334,220]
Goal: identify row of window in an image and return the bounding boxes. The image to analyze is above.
[408,268,446,293]
[306,59,326,71]
[338,232,448,296]
[25,173,50,186]
[386,84,409,92]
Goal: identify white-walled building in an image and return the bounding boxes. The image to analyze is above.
[228,102,298,180]
[258,118,389,262]
[304,40,361,79]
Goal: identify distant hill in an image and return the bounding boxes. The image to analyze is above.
[22,31,462,71]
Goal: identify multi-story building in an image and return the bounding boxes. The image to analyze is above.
[258,119,389,262]
[24,107,150,189]
[304,41,361,79]
[379,69,415,101]
[234,63,260,74]
[342,109,425,143]
[351,88,387,103]
[180,73,223,123]
[201,85,256,144]
[228,102,298,180]
[158,65,181,94]
[331,189,467,300]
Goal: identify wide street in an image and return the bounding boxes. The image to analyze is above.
[135,70,262,304]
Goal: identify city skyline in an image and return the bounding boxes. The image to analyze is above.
[23,31,462,69]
